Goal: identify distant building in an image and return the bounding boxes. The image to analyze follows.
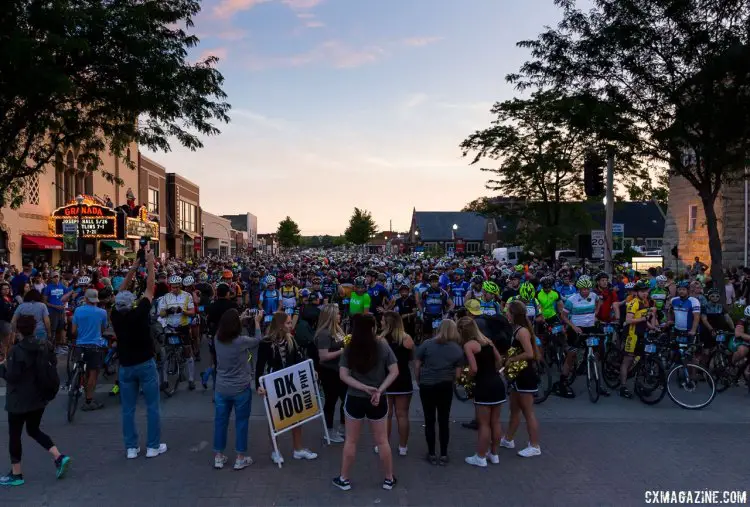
[257,233,278,255]
[222,213,258,249]
[166,173,201,259]
[201,210,232,257]
[408,210,488,254]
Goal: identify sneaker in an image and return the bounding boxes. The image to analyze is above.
[619,386,633,399]
[126,448,140,460]
[327,430,345,444]
[188,381,196,391]
[233,456,253,470]
[271,451,284,465]
[427,454,438,465]
[0,472,24,487]
[293,449,318,460]
[557,383,575,399]
[500,437,515,449]
[332,476,351,491]
[518,445,542,458]
[373,445,379,454]
[200,370,210,389]
[382,476,397,490]
[487,452,500,464]
[438,456,450,466]
[214,454,228,469]
[109,384,120,396]
[146,443,167,458]
[398,446,408,456]
[598,386,611,397]
[464,454,488,467]
[81,400,104,411]
[55,455,71,479]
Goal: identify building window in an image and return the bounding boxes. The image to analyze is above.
[64,151,75,203]
[84,172,93,195]
[148,188,159,214]
[75,173,83,196]
[445,242,455,251]
[55,154,65,207]
[24,174,40,206]
[467,242,479,253]
[487,222,494,234]
[179,200,196,232]
[645,238,663,250]
[688,205,698,232]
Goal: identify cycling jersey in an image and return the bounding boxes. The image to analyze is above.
[280,286,299,315]
[449,280,470,308]
[625,297,650,354]
[321,281,338,301]
[564,292,599,328]
[422,287,449,316]
[479,299,501,317]
[507,296,541,319]
[367,283,390,313]
[413,282,430,300]
[595,287,619,322]
[158,291,194,328]
[537,289,560,320]
[349,291,371,315]
[670,296,701,331]
[650,287,668,311]
[259,289,281,316]
[555,283,577,301]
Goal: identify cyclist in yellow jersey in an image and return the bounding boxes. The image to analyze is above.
[620,281,657,399]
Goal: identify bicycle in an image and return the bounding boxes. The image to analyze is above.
[543,321,567,374]
[579,331,605,403]
[162,325,191,397]
[66,346,90,423]
[533,337,553,404]
[707,332,739,393]
[665,331,716,410]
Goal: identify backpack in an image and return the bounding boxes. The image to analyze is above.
[35,342,60,402]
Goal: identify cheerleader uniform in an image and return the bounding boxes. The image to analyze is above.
[386,339,413,395]
[508,326,539,394]
[472,343,506,405]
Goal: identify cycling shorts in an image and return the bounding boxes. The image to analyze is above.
[624,332,644,355]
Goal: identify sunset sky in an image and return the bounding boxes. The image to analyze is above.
[144,0,569,234]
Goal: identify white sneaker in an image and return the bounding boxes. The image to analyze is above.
[214,454,228,469]
[327,430,345,444]
[518,445,542,458]
[146,443,167,458]
[487,452,500,464]
[233,456,253,470]
[126,447,140,459]
[373,445,380,454]
[398,446,408,456]
[464,454,488,468]
[293,448,318,460]
[271,451,284,465]
[500,437,516,449]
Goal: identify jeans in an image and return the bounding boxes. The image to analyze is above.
[214,387,252,454]
[119,359,161,450]
[8,409,54,464]
[419,381,454,456]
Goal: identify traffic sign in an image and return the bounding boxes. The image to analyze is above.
[591,230,605,259]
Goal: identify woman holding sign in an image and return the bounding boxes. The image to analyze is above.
[256,312,319,465]
[334,313,399,492]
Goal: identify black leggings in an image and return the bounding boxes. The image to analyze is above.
[8,408,54,464]
[419,381,453,456]
[318,367,346,429]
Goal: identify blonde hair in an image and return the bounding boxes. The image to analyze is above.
[456,316,491,346]
[381,311,409,346]
[265,311,296,351]
[315,304,343,341]
[434,319,460,345]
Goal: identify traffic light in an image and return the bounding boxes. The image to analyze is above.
[583,151,605,198]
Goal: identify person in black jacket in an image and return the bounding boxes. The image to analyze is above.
[0,315,71,487]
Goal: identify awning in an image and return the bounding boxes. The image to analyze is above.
[181,230,197,240]
[22,236,63,250]
[101,240,127,250]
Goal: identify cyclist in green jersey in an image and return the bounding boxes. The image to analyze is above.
[650,275,669,322]
[348,277,371,316]
[537,277,562,322]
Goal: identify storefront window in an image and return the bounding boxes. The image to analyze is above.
[179,200,196,232]
[148,188,159,214]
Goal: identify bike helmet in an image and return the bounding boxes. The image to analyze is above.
[633,280,649,291]
[222,269,233,280]
[706,288,720,298]
[519,281,536,300]
[745,305,750,318]
[514,264,524,273]
[265,275,276,285]
[677,280,690,289]
[656,274,667,285]
[482,280,500,295]
[394,273,404,284]
[595,271,609,281]
[300,288,310,298]
[168,275,182,285]
[198,272,209,283]
[428,273,439,282]
[471,275,484,284]
[354,276,366,287]
[540,276,554,288]
[576,276,593,289]
[283,273,294,282]
[454,268,465,276]
[77,276,91,285]
[624,282,635,290]
[182,275,195,286]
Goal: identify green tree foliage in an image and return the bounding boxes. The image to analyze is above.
[344,208,378,245]
[509,0,750,297]
[0,0,230,207]
[277,217,301,248]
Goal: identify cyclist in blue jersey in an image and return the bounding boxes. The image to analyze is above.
[555,274,577,301]
[258,275,281,328]
[667,280,701,337]
[418,273,453,338]
[479,281,501,316]
[449,268,470,309]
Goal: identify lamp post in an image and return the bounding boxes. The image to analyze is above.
[75,194,84,268]
[201,223,205,258]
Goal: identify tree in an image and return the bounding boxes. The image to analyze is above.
[0,0,230,207]
[276,217,301,248]
[509,0,750,299]
[624,164,670,209]
[344,208,378,245]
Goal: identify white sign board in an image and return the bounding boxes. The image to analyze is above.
[612,223,625,252]
[591,230,605,259]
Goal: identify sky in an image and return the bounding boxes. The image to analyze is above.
[143,0,569,235]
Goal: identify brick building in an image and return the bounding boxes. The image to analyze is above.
[137,154,168,256]
[166,173,201,259]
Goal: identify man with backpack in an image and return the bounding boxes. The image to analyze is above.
[0,314,71,487]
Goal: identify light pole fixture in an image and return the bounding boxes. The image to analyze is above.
[452,223,458,241]
[76,194,84,268]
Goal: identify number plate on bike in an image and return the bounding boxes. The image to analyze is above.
[716,334,726,342]
[552,325,563,334]
[604,325,614,334]
[168,336,181,345]
[264,315,273,323]
[432,319,442,329]
[676,336,689,344]
[535,337,542,346]
[342,299,350,304]
[585,337,599,347]
[644,344,657,353]
[198,306,205,312]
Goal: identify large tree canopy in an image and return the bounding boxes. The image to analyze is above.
[276,217,301,248]
[344,207,378,245]
[0,0,230,207]
[509,0,750,295]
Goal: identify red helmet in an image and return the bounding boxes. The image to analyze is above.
[283,273,294,282]
[222,269,233,280]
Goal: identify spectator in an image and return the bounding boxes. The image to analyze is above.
[10,263,32,298]
[0,315,71,486]
[11,290,50,341]
[71,288,109,411]
[726,275,737,305]
[0,282,15,323]
[314,304,347,443]
[42,272,72,355]
[111,248,167,460]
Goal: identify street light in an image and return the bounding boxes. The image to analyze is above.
[452,223,458,241]
[76,194,84,268]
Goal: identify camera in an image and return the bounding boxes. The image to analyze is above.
[137,235,151,266]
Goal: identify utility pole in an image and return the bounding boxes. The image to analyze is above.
[604,151,615,276]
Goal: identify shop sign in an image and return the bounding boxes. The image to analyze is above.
[126,217,159,239]
[51,203,117,238]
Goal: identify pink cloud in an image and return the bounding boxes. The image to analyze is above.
[282,0,324,9]
[247,40,385,70]
[213,0,270,19]
[402,36,443,47]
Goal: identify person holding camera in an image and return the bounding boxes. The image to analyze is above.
[157,275,197,389]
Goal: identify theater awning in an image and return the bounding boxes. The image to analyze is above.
[101,240,127,250]
[22,236,63,250]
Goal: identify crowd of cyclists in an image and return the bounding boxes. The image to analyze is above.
[1,249,749,488]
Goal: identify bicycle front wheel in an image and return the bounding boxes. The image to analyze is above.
[708,350,733,393]
[602,347,622,389]
[67,370,82,423]
[666,363,716,410]
[533,360,553,405]
[164,350,181,398]
[586,355,600,403]
[635,356,667,405]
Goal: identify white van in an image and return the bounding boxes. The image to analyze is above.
[493,246,523,263]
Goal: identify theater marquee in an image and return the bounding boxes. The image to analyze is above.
[50,202,118,239]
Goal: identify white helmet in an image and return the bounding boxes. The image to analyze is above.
[744,305,750,318]
[265,275,276,285]
[77,276,91,285]
[182,275,195,286]
[625,282,635,289]
[656,274,667,285]
[168,275,182,285]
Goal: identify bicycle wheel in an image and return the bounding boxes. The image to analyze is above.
[666,363,716,410]
[602,347,622,389]
[586,355,600,403]
[533,360,553,405]
[708,350,733,393]
[164,350,181,397]
[634,356,667,405]
[67,369,81,423]
[66,347,75,381]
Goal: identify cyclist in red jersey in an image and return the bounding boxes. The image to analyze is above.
[594,272,620,324]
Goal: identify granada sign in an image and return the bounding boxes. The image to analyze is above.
[51,203,117,238]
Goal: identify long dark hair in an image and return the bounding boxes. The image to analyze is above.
[216,308,242,343]
[23,289,42,303]
[506,300,540,360]
[345,313,378,374]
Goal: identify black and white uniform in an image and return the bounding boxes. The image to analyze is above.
[472,343,506,405]
[508,326,539,394]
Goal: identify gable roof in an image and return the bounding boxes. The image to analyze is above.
[413,211,487,241]
[584,201,665,238]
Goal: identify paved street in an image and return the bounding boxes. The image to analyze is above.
[1,369,748,507]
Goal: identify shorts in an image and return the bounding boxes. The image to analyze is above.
[422,315,442,336]
[344,393,388,421]
[509,366,539,394]
[49,311,66,332]
[74,346,106,371]
[624,332,644,355]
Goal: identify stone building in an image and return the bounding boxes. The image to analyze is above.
[662,175,748,272]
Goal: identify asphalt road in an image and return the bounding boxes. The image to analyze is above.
[1,367,748,507]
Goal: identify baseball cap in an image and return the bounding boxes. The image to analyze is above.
[84,289,99,303]
[50,271,60,278]
[114,291,136,311]
[464,299,482,316]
